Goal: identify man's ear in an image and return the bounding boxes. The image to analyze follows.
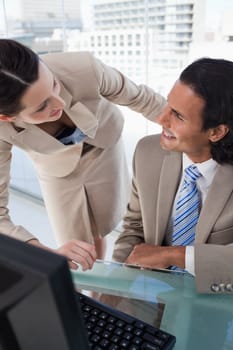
[0,114,17,122]
[208,124,229,142]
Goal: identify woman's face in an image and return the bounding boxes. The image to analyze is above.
[13,61,65,124]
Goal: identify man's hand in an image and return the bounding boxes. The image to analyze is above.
[28,238,97,271]
[125,243,185,269]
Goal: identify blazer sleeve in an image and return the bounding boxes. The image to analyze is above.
[91,55,166,121]
[112,149,145,262]
[195,243,233,294]
[0,140,35,242]
[43,51,166,122]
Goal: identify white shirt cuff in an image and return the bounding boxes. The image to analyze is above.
[185,246,195,275]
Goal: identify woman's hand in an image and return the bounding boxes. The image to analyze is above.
[56,239,97,270]
[28,238,97,271]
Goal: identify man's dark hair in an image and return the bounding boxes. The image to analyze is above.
[0,39,39,116]
[180,57,233,164]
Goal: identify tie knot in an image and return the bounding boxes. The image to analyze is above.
[184,165,202,184]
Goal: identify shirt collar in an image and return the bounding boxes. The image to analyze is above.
[182,153,218,185]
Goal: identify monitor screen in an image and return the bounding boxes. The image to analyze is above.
[0,233,90,350]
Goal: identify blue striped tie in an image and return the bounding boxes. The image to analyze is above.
[172,165,202,246]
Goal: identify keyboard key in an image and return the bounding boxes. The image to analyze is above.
[92,308,100,316]
[134,328,143,336]
[86,322,94,330]
[141,343,160,350]
[133,336,143,345]
[134,321,145,329]
[109,345,119,350]
[108,316,116,324]
[90,334,101,343]
[144,333,165,346]
[97,320,106,327]
[103,331,111,339]
[129,346,140,350]
[83,304,92,312]
[125,324,134,332]
[157,331,170,341]
[116,320,125,328]
[114,328,124,336]
[123,332,133,341]
[111,335,120,344]
[90,315,98,323]
[93,326,102,335]
[100,339,110,348]
[145,325,159,335]
[106,324,115,332]
[100,312,108,320]
[119,339,130,348]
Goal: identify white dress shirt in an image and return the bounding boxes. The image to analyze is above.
[172,153,218,275]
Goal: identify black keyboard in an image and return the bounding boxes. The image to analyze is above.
[77,292,176,350]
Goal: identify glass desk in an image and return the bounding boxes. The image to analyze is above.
[72,261,233,350]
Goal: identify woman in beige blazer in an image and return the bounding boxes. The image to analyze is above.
[0,39,165,267]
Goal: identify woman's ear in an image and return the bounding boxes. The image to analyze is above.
[0,114,16,122]
[209,124,229,142]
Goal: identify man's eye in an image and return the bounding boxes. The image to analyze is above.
[173,110,184,121]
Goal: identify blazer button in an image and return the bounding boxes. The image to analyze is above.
[225,283,233,292]
[211,284,220,292]
[219,283,226,292]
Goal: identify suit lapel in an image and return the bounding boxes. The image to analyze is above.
[196,164,233,243]
[60,81,98,139]
[59,81,72,108]
[12,121,65,153]
[156,151,182,243]
[69,102,98,138]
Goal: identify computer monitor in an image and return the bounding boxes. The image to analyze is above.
[0,233,90,350]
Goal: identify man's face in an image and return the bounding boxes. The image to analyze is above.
[156,80,213,163]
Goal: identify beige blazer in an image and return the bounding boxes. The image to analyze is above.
[0,52,165,244]
[113,134,233,293]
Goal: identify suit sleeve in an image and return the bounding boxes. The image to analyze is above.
[195,244,233,294]
[0,140,35,242]
[91,55,166,121]
[112,147,145,262]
